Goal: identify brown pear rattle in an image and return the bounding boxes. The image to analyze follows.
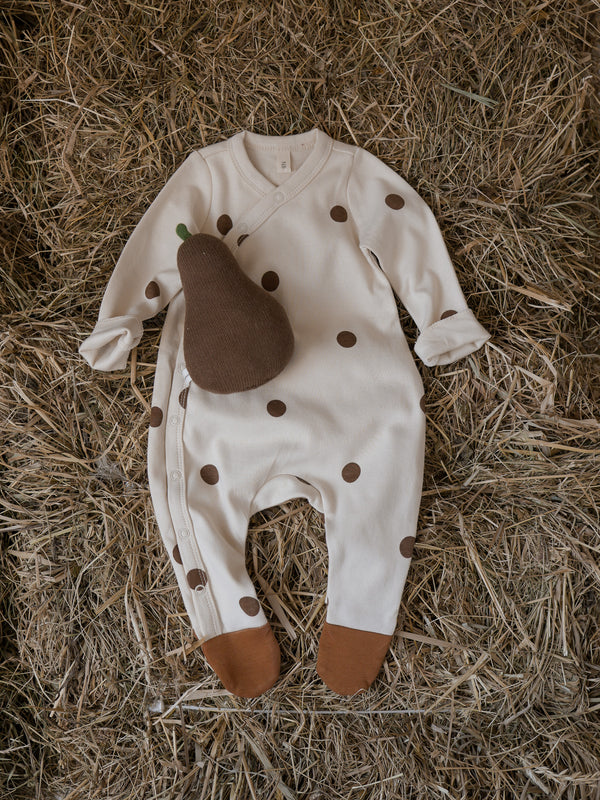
[175,224,294,394]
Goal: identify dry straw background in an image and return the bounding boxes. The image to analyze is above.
[1,1,600,798]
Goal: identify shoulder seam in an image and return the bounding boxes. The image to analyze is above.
[191,140,228,168]
[345,147,361,245]
[189,150,213,231]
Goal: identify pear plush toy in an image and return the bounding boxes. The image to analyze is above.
[175,224,294,393]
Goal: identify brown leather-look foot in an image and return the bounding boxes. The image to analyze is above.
[316,621,394,696]
[200,623,281,698]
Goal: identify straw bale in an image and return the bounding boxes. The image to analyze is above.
[1,1,599,798]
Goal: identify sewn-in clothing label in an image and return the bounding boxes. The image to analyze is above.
[276,149,291,173]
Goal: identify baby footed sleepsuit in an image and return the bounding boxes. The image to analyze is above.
[79,128,491,698]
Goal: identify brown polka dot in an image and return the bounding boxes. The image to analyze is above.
[187,568,208,590]
[145,280,160,299]
[200,464,219,485]
[419,395,427,413]
[261,270,280,291]
[440,309,458,320]
[237,234,248,246]
[385,193,405,210]
[342,462,361,482]
[178,386,189,408]
[336,331,357,348]
[267,400,286,417]
[149,406,163,427]
[216,214,233,235]
[173,544,183,565]
[400,536,415,559]
[239,596,260,616]
[330,205,348,222]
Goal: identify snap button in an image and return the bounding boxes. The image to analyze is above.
[169,416,178,425]
[170,470,182,480]
[238,223,248,234]
[178,528,190,539]
[274,191,284,203]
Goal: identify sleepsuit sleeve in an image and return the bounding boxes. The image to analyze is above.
[347,147,491,367]
[78,150,212,371]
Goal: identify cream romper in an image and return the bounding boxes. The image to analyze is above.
[79,128,491,698]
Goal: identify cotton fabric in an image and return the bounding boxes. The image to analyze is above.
[79,127,491,696]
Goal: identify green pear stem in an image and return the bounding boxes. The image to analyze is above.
[176,223,192,241]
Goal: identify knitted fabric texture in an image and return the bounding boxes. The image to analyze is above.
[177,233,294,393]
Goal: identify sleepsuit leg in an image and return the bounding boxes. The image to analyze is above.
[146,302,280,699]
[182,467,281,699]
[305,412,426,695]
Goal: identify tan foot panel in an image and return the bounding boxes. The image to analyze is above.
[200,623,281,698]
[316,621,394,696]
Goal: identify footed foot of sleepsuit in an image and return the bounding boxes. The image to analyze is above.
[316,621,394,695]
[200,623,281,698]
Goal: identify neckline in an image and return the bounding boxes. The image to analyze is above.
[230,127,331,196]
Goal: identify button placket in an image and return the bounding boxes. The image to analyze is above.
[226,129,333,254]
[221,182,296,254]
[165,348,219,637]
[225,197,286,254]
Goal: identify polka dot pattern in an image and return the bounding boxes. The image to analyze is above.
[237,234,249,246]
[187,568,208,590]
[149,407,163,427]
[385,193,405,210]
[261,270,280,291]
[420,395,427,413]
[217,214,233,235]
[336,331,357,348]
[342,462,361,482]
[330,205,348,222]
[200,464,219,485]
[267,400,286,417]
[173,544,183,565]
[145,281,160,299]
[400,536,415,559]
[178,386,189,408]
[239,596,260,616]
[440,309,457,320]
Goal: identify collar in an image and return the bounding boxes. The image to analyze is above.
[229,127,332,198]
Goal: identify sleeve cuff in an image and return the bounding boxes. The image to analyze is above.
[413,308,491,367]
[78,315,144,371]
